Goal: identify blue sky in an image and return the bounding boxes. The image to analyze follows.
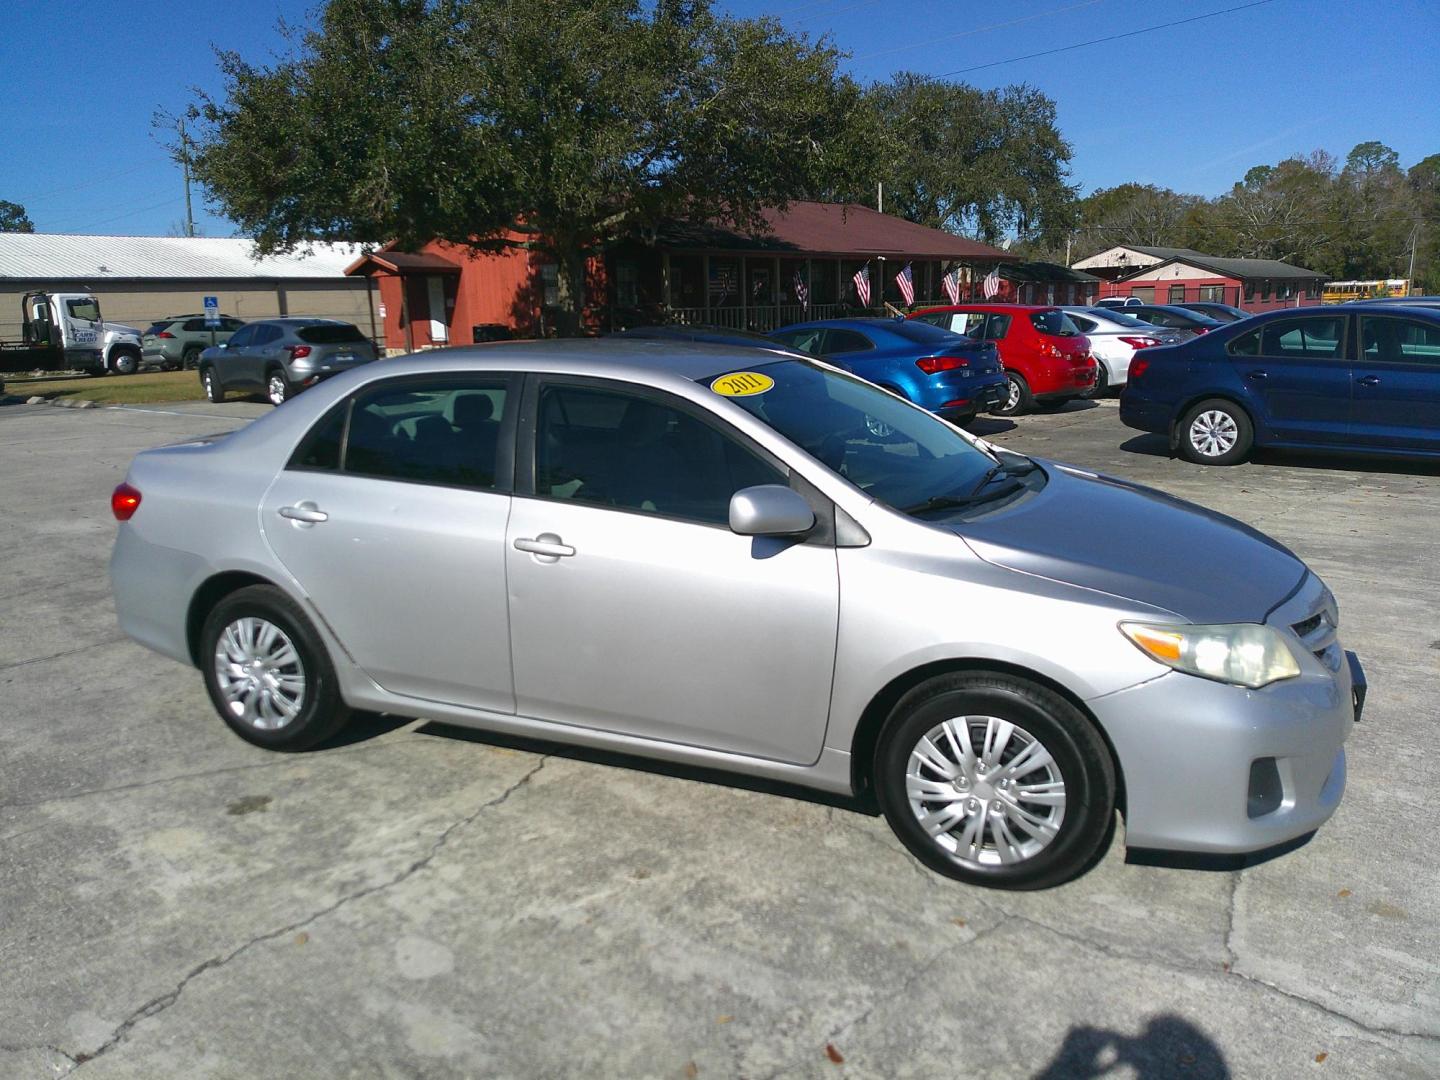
[1,0,1436,237]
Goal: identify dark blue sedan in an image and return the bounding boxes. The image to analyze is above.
[768,318,1008,423]
[1120,304,1440,464]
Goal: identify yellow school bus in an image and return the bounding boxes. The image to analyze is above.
[1322,279,1410,304]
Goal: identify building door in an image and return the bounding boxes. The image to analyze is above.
[426,276,449,344]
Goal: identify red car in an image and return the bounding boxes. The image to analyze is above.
[909,305,1097,415]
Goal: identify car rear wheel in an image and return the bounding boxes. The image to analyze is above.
[1179,398,1253,465]
[201,366,225,403]
[1085,363,1109,399]
[994,372,1033,416]
[875,671,1116,890]
[200,585,351,751]
[267,369,291,406]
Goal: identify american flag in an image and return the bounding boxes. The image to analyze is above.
[942,266,962,305]
[794,267,809,311]
[982,269,1002,299]
[895,262,914,306]
[853,262,871,306]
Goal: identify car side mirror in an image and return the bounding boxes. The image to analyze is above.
[729,485,814,537]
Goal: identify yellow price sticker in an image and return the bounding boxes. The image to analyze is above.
[710,371,774,397]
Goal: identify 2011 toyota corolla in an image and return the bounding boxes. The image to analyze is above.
[109,341,1365,890]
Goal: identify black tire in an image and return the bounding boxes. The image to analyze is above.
[993,371,1033,416]
[875,671,1116,891]
[201,366,225,403]
[266,367,291,406]
[112,350,140,376]
[1084,363,1109,399]
[1178,397,1253,465]
[199,585,351,751]
[182,345,203,371]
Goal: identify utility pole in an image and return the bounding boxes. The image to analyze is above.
[877,181,883,215]
[178,118,196,238]
[1407,223,1420,295]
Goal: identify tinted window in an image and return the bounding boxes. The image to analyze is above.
[226,325,256,348]
[1228,329,1260,357]
[290,402,348,471]
[297,323,367,345]
[183,319,209,332]
[823,329,874,355]
[771,327,826,354]
[985,314,1013,340]
[534,384,783,526]
[1259,316,1345,359]
[344,380,508,489]
[1029,310,1079,336]
[1067,314,1098,333]
[1361,318,1440,366]
[254,324,284,346]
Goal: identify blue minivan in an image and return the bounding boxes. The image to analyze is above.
[769,317,1008,424]
[1120,304,1440,464]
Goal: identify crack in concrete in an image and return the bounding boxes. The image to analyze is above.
[0,636,128,672]
[61,755,550,1074]
[0,1042,77,1064]
[1220,870,1239,972]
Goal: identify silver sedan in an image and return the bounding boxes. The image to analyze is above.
[109,341,1362,889]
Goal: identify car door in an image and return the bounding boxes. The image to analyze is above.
[1352,315,1440,451]
[216,323,255,385]
[260,374,519,712]
[250,323,285,385]
[1227,314,1351,444]
[504,376,839,764]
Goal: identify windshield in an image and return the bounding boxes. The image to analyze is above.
[714,360,1000,512]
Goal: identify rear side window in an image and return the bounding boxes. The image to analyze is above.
[183,319,209,332]
[822,329,874,354]
[297,323,367,345]
[1068,315,1097,333]
[226,325,256,348]
[1228,329,1260,356]
[256,324,285,345]
[772,328,825,354]
[1361,318,1440,366]
[984,314,1013,340]
[344,381,509,489]
[290,402,348,471]
[1028,310,1078,336]
[1259,316,1345,359]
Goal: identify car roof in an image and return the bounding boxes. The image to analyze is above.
[1333,301,1440,317]
[773,317,906,331]
[911,303,1056,313]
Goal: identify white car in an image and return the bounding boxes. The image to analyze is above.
[1062,308,1185,395]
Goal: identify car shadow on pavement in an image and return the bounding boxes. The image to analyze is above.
[1032,1015,1229,1079]
[412,720,880,815]
[314,710,417,749]
[1120,432,1440,476]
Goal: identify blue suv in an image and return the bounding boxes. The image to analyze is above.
[768,318,1007,423]
[1120,304,1440,464]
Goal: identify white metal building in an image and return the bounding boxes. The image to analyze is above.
[0,233,377,337]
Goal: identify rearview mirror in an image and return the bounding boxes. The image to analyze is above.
[729,485,814,537]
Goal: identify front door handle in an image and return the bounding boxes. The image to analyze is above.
[1245,369,1269,381]
[514,533,575,559]
[279,502,328,524]
[1356,374,1381,387]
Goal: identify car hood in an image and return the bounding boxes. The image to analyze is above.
[950,463,1305,623]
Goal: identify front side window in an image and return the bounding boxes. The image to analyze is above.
[720,360,1001,513]
[1361,318,1440,366]
[1260,316,1345,360]
[66,298,101,322]
[534,384,783,526]
[226,325,256,349]
[342,380,509,488]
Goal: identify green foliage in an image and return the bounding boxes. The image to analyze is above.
[862,74,1074,247]
[184,0,870,333]
[0,200,34,233]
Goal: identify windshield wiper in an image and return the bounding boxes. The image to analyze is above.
[902,479,1024,516]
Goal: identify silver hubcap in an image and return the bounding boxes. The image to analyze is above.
[268,376,286,404]
[1189,410,1237,457]
[906,715,1067,868]
[1004,377,1021,410]
[213,617,306,730]
[204,372,214,394]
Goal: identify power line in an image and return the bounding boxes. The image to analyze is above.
[58,196,183,233]
[933,0,1277,77]
[852,0,1106,61]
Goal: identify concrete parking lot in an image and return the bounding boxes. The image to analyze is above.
[2,395,1437,1079]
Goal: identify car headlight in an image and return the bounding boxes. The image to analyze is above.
[1120,622,1300,689]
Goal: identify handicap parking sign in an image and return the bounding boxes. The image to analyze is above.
[204,295,219,328]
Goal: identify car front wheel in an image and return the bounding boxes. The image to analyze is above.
[112,351,139,376]
[200,585,351,750]
[1179,398,1253,465]
[876,671,1116,890]
[201,366,225,403]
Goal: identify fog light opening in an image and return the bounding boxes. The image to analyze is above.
[1247,757,1283,819]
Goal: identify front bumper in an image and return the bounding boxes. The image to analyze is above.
[1090,652,1357,854]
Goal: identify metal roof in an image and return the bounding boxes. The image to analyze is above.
[0,232,367,280]
[1120,253,1325,281]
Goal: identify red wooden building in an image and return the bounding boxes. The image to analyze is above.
[345,202,1016,354]
[1072,245,1325,312]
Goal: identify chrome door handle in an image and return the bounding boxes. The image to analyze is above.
[1245,369,1268,381]
[514,533,575,558]
[1356,375,1381,387]
[279,503,328,524]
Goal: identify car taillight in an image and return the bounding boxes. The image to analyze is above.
[155,331,175,339]
[1192,326,1209,335]
[1129,356,1152,380]
[1119,336,1160,349]
[916,355,969,374]
[111,483,141,521]
[286,344,313,359]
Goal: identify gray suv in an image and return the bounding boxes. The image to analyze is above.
[199,318,378,405]
[142,314,245,371]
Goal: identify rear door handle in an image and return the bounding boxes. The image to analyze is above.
[1356,375,1381,387]
[279,503,328,524]
[1245,369,1268,381]
[514,533,575,558]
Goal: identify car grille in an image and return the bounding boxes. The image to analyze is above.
[1292,608,1341,672]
